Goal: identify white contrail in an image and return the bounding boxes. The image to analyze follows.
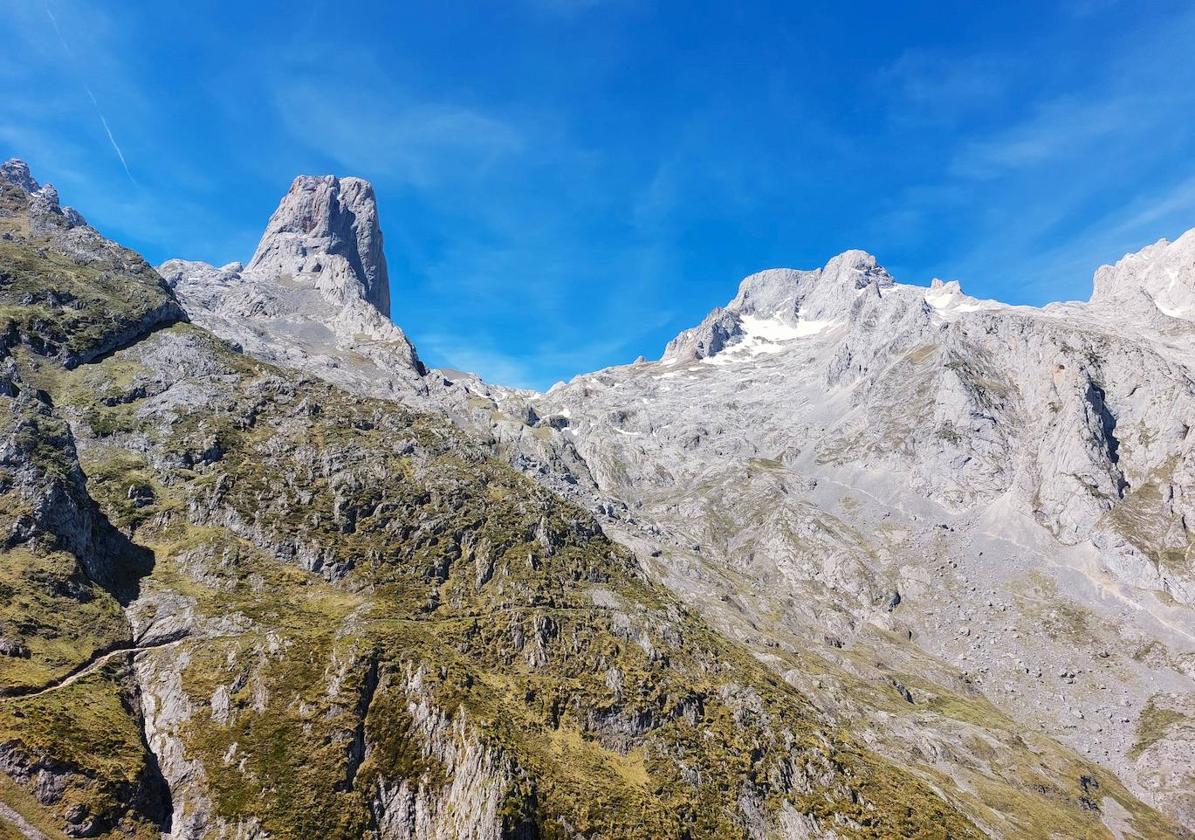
[44,2,137,185]
[43,4,71,54]
[82,85,135,184]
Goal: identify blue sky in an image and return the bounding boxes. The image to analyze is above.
[6,1,1195,389]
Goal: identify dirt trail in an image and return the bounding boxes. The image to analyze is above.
[0,634,189,701]
[0,604,611,702]
[0,801,48,840]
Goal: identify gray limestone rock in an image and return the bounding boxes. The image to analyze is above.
[159,175,426,403]
[140,164,1195,833]
[247,174,391,317]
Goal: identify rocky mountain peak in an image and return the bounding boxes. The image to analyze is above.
[1,158,86,230]
[246,173,391,317]
[1,158,39,192]
[662,250,897,362]
[1090,228,1195,321]
[161,172,425,397]
[824,248,895,290]
[797,249,894,319]
[728,250,894,320]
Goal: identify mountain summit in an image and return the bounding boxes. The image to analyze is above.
[0,158,39,193]
[662,250,897,363]
[159,174,425,399]
[1090,229,1195,322]
[247,174,392,317]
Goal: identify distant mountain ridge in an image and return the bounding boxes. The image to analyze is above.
[160,166,1195,833]
[1,158,1192,838]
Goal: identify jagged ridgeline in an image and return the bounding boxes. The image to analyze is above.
[0,161,1187,840]
[0,167,968,839]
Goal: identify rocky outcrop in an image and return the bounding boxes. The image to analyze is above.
[1,159,87,233]
[0,159,183,367]
[0,158,39,193]
[135,644,214,840]
[1091,229,1195,322]
[661,306,743,362]
[368,668,516,840]
[160,174,425,404]
[247,175,391,317]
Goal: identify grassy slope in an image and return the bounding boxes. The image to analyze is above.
[38,324,978,838]
[0,183,178,837]
[0,179,1186,838]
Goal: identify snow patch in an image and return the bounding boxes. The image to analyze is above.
[1155,295,1194,320]
[741,314,805,342]
[924,287,954,310]
[792,318,836,336]
[925,282,993,314]
[702,315,837,365]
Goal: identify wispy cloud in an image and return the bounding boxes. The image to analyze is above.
[1001,172,1195,302]
[1104,172,1195,241]
[869,4,1195,303]
[43,2,136,185]
[878,49,1017,123]
[272,79,523,191]
[948,96,1131,180]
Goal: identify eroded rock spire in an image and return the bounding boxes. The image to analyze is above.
[247,174,391,317]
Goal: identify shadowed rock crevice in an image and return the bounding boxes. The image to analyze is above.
[1085,379,1129,496]
[341,651,381,793]
[128,681,174,835]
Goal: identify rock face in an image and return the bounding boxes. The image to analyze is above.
[156,166,1195,835]
[523,240,1195,830]
[0,159,39,193]
[159,174,425,403]
[0,160,1072,840]
[247,175,391,316]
